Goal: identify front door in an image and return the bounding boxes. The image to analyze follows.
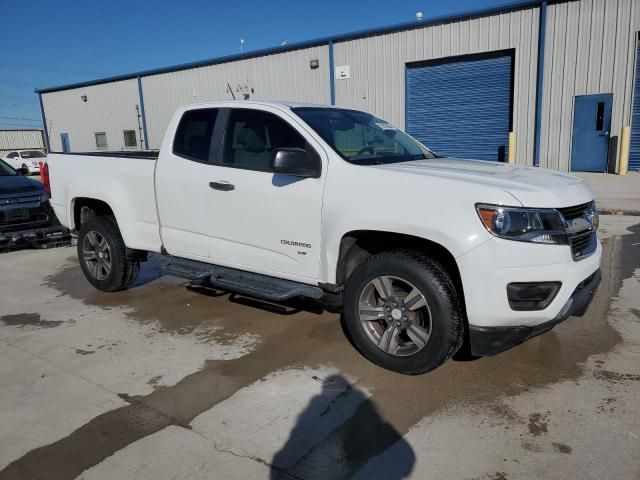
[205,107,325,281]
[60,133,70,153]
[570,94,612,172]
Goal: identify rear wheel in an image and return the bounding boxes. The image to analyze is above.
[343,250,464,375]
[77,216,139,292]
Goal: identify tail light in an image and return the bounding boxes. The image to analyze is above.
[41,162,51,197]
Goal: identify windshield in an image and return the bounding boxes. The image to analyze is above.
[0,159,17,176]
[293,107,438,165]
[20,150,46,159]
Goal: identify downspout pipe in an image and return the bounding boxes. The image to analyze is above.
[137,76,149,149]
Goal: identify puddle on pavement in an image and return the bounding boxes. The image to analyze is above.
[0,313,64,329]
[6,220,637,480]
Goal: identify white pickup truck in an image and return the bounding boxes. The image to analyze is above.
[46,101,601,374]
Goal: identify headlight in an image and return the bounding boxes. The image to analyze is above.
[476,204,567,244]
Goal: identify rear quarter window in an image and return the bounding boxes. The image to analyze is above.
[173,109,219,162]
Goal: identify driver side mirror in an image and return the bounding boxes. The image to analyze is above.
[271,148,321,178]
[17,167,29,176]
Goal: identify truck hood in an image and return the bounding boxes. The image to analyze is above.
[0,174,44,198]
[374,158,594,208]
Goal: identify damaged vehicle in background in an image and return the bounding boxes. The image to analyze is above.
[0,159,69,250]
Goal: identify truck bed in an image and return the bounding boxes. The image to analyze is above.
[47,151,162,252]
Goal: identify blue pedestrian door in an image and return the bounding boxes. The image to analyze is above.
[406,52,513,162]
[60,133,70,153]
[570,94,612,172]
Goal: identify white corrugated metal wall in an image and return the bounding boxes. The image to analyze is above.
[539,0,640,171]
[141,46,330,147]
[332,6,540,166]
[0,130,44,156]
[41,79,141,152]
[38,0,640,172]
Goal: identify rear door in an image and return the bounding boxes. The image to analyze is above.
[205,106,326,281]
[155,108,220,259]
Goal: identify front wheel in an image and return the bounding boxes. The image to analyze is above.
[343,251,464,375]
[77,216,140,292]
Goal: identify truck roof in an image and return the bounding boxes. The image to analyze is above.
[182,100,341,110]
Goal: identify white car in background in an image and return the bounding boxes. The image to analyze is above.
[2,150,47,175]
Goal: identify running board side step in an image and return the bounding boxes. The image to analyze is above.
[162,256,324,302]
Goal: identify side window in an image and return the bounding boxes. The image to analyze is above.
[7,152,18,158]
[222,109,306,171]
[95,132,108,150]
[123,130,137,148]
[173,108,219,162]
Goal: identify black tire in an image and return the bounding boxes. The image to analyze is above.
[77,216,140,292]
[343,250,464,375]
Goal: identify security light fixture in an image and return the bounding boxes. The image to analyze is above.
[81,95,88,102]
[310,59,319,70]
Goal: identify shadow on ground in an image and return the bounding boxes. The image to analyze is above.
[271,374,415,480]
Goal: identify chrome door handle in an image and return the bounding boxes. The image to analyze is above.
[209,181,235,191]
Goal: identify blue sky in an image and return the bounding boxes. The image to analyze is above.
[1,0,525,129]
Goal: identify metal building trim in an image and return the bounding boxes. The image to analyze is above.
[328,41,336,105]
[38,93,50,151]
[533,0,548,167]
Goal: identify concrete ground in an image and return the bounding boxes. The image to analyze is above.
[575,171,640,213]
[0,215,639,480]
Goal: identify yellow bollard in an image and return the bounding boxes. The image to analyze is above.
[508,132,516,165]
[619,126,630,176]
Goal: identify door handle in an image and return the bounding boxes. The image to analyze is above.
[209,181,235,191]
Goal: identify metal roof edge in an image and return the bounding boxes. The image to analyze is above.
[36,0,542,95]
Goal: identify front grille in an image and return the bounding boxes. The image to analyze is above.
[570,231,597,260]
[0,212,50,233]
[557,202,592,221]
[557,202,597,260]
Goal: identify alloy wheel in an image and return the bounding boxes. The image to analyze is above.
[82,230,112,280]
[358,275,433,357]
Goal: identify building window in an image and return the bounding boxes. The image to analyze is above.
[95,132,108,150]
[123,130,137,148]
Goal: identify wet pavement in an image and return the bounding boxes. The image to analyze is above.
[0,215,639,479]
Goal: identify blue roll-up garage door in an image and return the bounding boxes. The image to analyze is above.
[406,53,512,161]
[628,37,640,170]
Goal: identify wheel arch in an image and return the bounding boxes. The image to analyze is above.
[335,230,465,304]
[70,197,115,232]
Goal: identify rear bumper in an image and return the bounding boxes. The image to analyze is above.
[469,269,601,356]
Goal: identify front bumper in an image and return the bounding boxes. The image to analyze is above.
[469,269,601,356]
[0,200,71,251]
[0,222,71,251]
